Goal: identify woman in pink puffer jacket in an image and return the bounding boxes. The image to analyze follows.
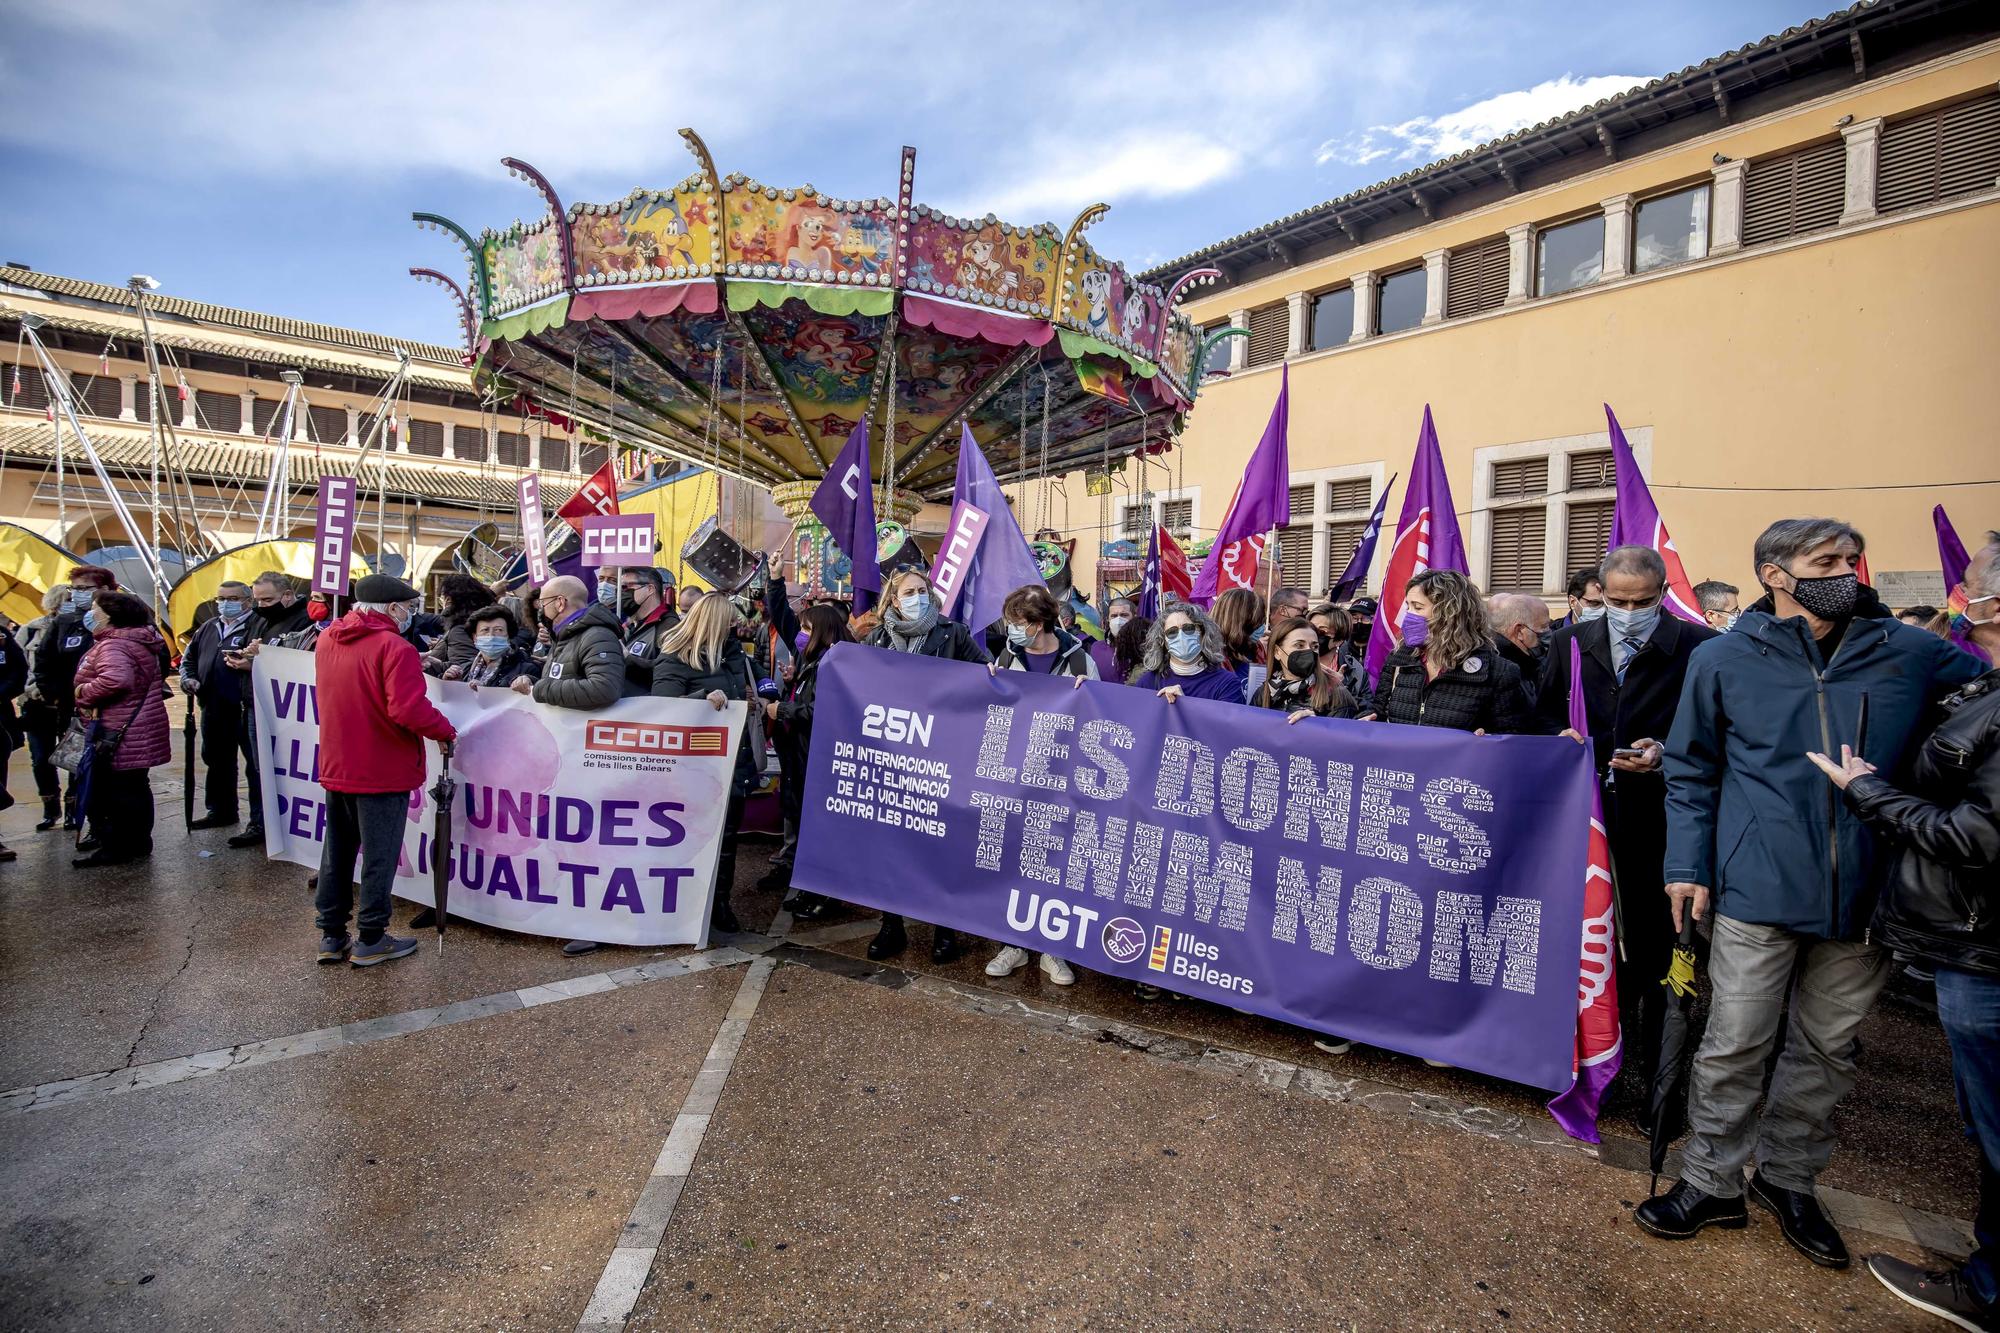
[72,591,172,868]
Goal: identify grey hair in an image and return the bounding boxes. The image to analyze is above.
[1753,518,1864,579]
[353,600,398,614]
[1601,544,1666,585]
[217,580,250,596]
[1692,579,1738,612]
[1971,531,2000,598]
[1488,592,1548,634]
[1140,601,1227,675]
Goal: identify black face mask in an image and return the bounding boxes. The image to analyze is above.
[1785,570,1860,621]
[1350,622,1371,651]
[619,592,639,619]
[1284,649,1320,680]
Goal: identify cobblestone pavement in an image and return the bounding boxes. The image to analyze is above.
[0,768,1978,1330]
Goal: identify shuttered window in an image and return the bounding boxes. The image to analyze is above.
[1878,93,2000,213]
[196,389,240,433]
[405,419,445,456]
[1310,287,1353,350]
[1326,477,1371,512]
[308,404,348,444]
[540,436,571,472]
[1565,500,1616,576]
[1324,519,1368,585]
[580,442,611,474]
[453,425,488,461]
[1742,139,1844,246]
[496,430,529,466]
[1202,324,1233,376]
[1488,506,1546,594]
[1491,458,1548,499]
[1277,523,1315,591]
[1444,235,1509,319]
[4,364,51,413]
[80,376,121,418]
[1120,503,1148,539]
[1243,302,1287,368]
[1160,498,1193,539]
[1287,483,1315,523]
[1567,449,1616,490]
[251,396,282,437]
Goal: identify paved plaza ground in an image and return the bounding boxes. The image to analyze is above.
[0,761,1982,1331]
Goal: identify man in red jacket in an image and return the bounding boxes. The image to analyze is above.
[312,574,458,967]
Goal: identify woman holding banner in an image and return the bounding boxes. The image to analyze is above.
[990,586,1097,682]
[652,595,761,935]
[767,603,853,921]
[1254,619,1357,721]
[1130,604,1246,704]
[1367,570,1532,735]
[861,568,988,963]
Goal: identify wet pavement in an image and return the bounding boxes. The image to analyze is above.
[0,762,1982,1329]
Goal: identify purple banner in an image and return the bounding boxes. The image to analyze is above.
[927,499,990,619]
[518,475,551,584]
[794,645,1596,1091]
[312,475,358,595]
[579,513,656,568]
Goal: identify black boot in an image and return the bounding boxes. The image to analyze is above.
[710,890,741,935]
[790,892,835,922]
[755,861,793,891]
[1633,1180,1748,1240]
[867,914,907,960]
[226,823,265,849]
[188,811,237,830]
[930,926,963,964]
[35,798,61,832]
[1749,1171,1849,1268]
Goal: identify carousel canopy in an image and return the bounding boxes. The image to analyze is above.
[415,133,1216,500]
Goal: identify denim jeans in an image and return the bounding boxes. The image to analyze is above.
[315,791,409,942]
[1935,966,1999,1306]
[1678,913,1891,1198]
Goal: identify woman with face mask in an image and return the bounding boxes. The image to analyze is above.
[1367,569,1532,735]
[990,585,1097,684]
[451,606,539,688]
[423,574,499,679]
[766,603,856,921]
[1129,604,1245,703]
[1254,618,1357,722]
[860,569,989,962]
[69,593,172,868]
[1109,612,1153,685]
[1090,597,1136,681]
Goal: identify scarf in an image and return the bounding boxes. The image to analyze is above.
[881,600,940,653]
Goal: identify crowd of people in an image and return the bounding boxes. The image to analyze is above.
[1,514,1995,1328]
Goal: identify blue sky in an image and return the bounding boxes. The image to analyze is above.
[0,1,1830,347]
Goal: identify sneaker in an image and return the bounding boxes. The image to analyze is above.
[1038,953,1076,986]
[1865,1254,1997,1332]
[316,934,350,964]
[1423,1058,1454,1068]
[985,945,1030,977]
[226,823,265,849]
[561,938,600,957]
[350,934,418,967]
[1312,1035,1353,1055]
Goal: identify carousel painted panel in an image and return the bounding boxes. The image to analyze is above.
[888,328,1021,446]
[535,322,696,419]
[721,183,895,285]
[626,313,816,471]
[570,185,718,284]
[484,222,566,313]
[900,213,1058,316]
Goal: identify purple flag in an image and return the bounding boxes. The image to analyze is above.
[1191,365,1291,603]
[1137,522,1162,620]
[951,422,1045,632]
[517,475,551,585]
[809,421,880,613]
[1937,505,1990,663]
[1328,472,1394,603]
[1603,405,1702,625]
[311,475,358,596]
[1363,406,1466,687]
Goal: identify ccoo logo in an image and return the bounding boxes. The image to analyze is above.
[1100,916,1147,965]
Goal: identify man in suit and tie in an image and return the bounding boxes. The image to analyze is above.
[1536,544,1717,1102]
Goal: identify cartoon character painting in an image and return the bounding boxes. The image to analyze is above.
[782,205,841,272]
[1079,268,1114,337]
[956,235,1020,298]
[1122,290,1151,347]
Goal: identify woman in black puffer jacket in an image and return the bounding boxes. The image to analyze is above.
[1807,548,1998,1319]
[1368,569,1531,734]
[652,593,761,935]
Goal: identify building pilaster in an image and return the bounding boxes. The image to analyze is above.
[1226,308,1251,370]
[1601,194,1635,280]
[119,374,137,421]
[1840,116,1884,225]
[1285,290,1312,357]
[1348,272,1377,343]
[1709,159,1749,255]
[1421,249,1448,324]
[1504,224,1534,304]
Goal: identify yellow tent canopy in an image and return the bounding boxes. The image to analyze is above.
[0,522,81,628]
[165,538,369,645]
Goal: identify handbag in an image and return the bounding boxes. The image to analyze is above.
[51,713,134,774]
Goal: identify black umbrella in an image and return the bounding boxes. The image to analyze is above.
[1646,914,1702,1194]
[182,697,198,831]
[428,750,457,953]
[72,720,106,852]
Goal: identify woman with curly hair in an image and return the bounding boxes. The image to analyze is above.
[1367,569,1531,734]
[1129,603,1245,704]
[423,572,499,678]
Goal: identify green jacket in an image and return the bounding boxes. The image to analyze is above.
[531,603,630,710]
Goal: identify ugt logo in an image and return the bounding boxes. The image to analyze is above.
[1100,916,1146,965]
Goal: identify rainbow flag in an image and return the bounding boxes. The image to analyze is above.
[1937,505,1990,663]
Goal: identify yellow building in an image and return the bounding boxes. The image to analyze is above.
[0,266,617,590]
[1058,0,1999,611]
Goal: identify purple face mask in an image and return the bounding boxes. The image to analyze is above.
[794,630,810,654]
[1398,608,1430,648]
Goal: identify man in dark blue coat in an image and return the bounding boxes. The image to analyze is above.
[1636,518,1985,1268]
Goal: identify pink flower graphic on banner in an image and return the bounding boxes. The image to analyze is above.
[455,707,562,856]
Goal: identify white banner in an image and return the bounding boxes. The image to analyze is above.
[251,647,745,946]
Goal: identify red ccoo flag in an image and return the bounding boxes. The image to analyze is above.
[557,460,621,533]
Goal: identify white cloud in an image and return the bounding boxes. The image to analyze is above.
[1317,73,1651,169]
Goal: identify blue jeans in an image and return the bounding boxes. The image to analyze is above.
[1935,966,1999,1306]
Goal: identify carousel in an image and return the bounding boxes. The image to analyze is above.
[412,130,1221,593]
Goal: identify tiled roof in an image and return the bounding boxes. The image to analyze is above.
[0,306,472,392]
[0,264,466,367]
[0,415,576,508]
[1143,0,1970,281]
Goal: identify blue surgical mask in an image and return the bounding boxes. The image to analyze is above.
[67,589,94,614]
[1575,604,1606,624]
[1605,603,1661,641]
[898,592,929,620]
[1251,624,1268,644]
[596,581,616,605]
[1167,628,1202,661]
[1006,623,1031,647]
[216,599,247,621]
[474,634,509,659]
